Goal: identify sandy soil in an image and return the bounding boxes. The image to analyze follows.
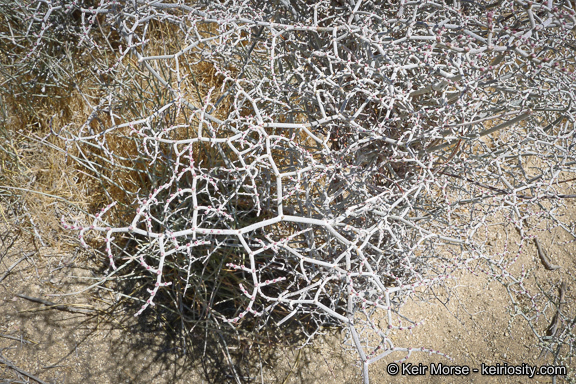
[0,199,574,384]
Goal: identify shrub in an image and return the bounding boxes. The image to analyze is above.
[4,0,576,382]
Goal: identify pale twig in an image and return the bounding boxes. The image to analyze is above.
[534,238,560,271]
[0,355,49,384]
[0,333,36,345]
[16,294,95,314]
[0,252,34,283]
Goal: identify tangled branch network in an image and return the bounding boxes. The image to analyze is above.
[20,0,575,381]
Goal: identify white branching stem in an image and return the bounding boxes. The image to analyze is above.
[10,0,576,382]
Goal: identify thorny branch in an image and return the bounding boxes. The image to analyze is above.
[4,0,576,382]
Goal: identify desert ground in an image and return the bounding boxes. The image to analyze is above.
[0,198,574,383]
